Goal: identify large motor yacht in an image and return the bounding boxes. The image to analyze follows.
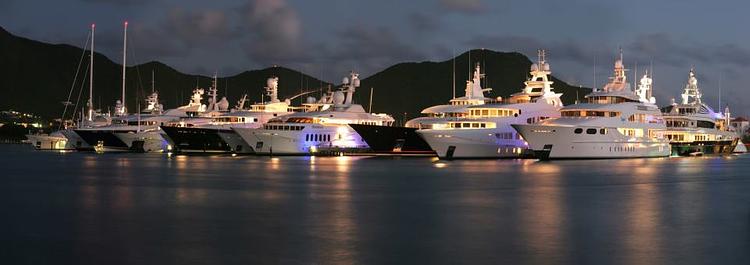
[161,77,305,154]
[418,50,563,159]
[349,62,496,154]
[512,52,671,160]
[233,72,395,155]
[660,69,739,156]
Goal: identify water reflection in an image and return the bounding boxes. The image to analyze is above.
[4,144,750,264]
[518,161,568,264]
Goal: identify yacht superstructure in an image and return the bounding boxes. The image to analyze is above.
[512,51,671,159]
[418,50,564,159]
[406,63,496,129]
[660,69,739,156]
[232,72,395,155]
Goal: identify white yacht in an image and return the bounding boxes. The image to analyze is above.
[161,76,305,154]
[233,72,395,155]
[660,68,739,156]
[349,62,496,155]
[512,52,670,160]
[75,84,212,152]
[418,50,563,159]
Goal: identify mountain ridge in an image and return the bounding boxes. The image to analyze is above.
[0,25,591,121]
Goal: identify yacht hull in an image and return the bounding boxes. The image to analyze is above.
[233,124,370,156]
[74,129,132,152]
[348,124,434,155]
[59,129,92,151]
[160,126,231,153]
[25,133,73,151]
[512,124,671,160]
[670,139,738,156]
[417,128,530,159]
[217,129,254,154]
[114,131,169,153]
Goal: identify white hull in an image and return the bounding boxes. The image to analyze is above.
[25,133,73,150]
[418,128,528,159]
[217,130,254,154]
[113,130,169,152]
[233,124,369,155]
[513,124,670,159]
[733,140,748,153]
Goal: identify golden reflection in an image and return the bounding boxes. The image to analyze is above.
[518,163,567,263]
[308,156,357,263]
[622,169,663,265]
[269,157,281,171]
[433,162,447,168]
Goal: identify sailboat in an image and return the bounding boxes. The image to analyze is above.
[26,24,111,151]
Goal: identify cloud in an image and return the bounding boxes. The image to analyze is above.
[80,0,154,6]
[439,0,486,13]
[164,8,235,45]
[323,26,426,76]
[407,12,440,32]
[239,0,305,65]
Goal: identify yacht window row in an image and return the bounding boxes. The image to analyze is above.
[494,132,522,140]
[264,124,305,131]
[573,128,608,135]
[305,134,331,142]
[467,109,520,118]
[561,110,620,118]
[447,122,496,129]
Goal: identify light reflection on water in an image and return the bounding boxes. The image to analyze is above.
[2,145,750,265]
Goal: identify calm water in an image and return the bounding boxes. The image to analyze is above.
[2,144,749,264]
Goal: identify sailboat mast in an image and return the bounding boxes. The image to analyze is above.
[88,24,95,121]
[121,21,128,114]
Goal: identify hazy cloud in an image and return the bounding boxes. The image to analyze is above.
[407,12,440,32]
[439,0,486,13]
[80,0,154,6]
[239,0,304,64]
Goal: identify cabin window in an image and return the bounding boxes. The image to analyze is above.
[574,128,583,134]
[586,128,597,134]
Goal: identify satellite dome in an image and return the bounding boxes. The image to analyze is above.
[530,63,539,71]
[266,77,277,88]
[333,91,345,105]
[342,77,349,84]
[542,63,550,71]
[306,96,316,104]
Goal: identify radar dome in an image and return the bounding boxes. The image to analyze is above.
[530,63,539,71]
[542,63,550,71]
[266,77,277,88]
[342,77,349,84]
[306,96,316,104]
[333,91,345,105]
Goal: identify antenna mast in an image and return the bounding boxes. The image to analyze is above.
[120,21,128,115]
[88,23,95,121]
[452,49,456,99]
[369,87,374,113]
[151,70,155,93]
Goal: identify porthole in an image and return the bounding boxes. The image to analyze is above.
[586,128,597,134]
[574,128,583,134]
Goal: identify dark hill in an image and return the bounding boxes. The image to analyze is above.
[0,26,329,120]
[1,27,591,121]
